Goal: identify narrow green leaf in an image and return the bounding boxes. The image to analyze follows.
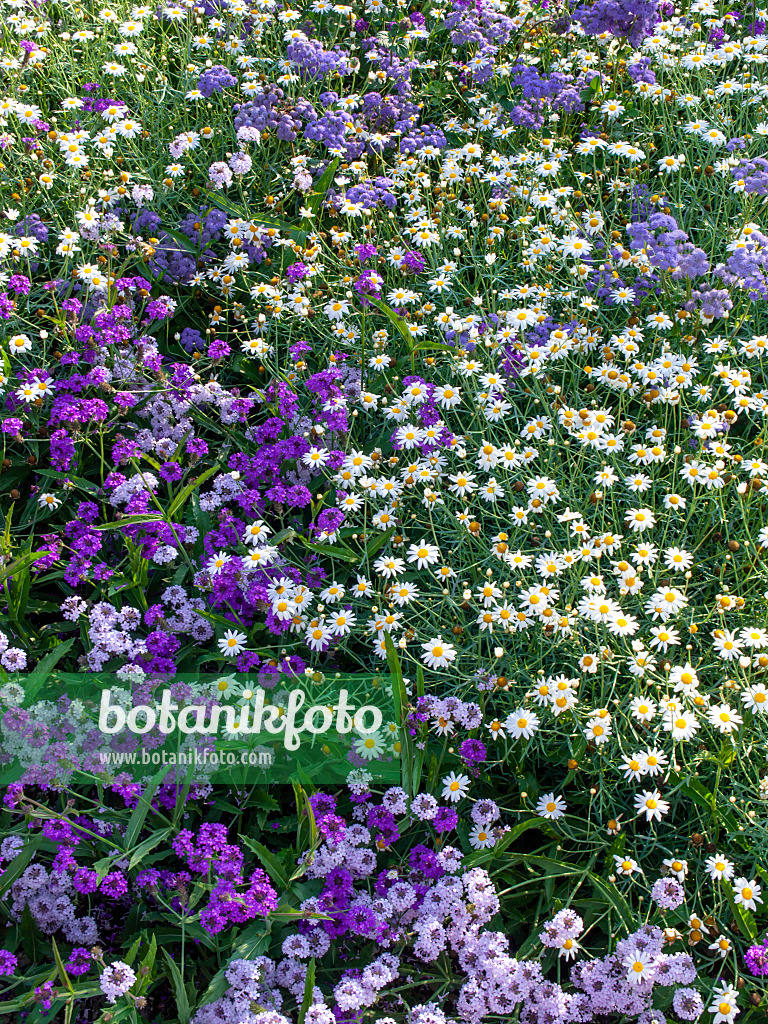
[50,937,74,993]
[124,765,171,850]
[270,527,297,546]
[0,839,41,895]
[32,469,99,493]
[173,763,196,826]
[123,935,143,967]
[161,950,190,1024]
[366,297,415,350]
[196,923,271,1007]
[303,787,319,848]
[168,463,220,518]
[128,827,172,870]
[93,514,165,531]
[293,783,318,855]
[301,157,339,228]
[412,341,457,354]
[0,551,48,587]
[297,958,316,1024]
[22,640,75,707]
[298,537,359,562]
[365,526,395,561]
[198,189,307,241]
[135,934,157,996]
[384,634,414,798]
[464,817,551,868]
[240,836,290,888]
[588,873,635,935]
[197,608,245,629]
[161,226,213,256]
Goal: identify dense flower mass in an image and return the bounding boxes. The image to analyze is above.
[0,0,768,1019]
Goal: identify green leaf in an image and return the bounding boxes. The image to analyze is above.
[196,922,271,1008]
[21,640,75,706]
[33,469,99,494]
[93,514,165,531]
[270,527,297,546]
[588,873,636,935]
[161,950,190,1024]
[51,936,74,993]
[464,817,552,868]
[365,526,395,561]
[0,550,48,587]
[412,341,457,354]
[197,608,246,629]
[0,838,41,895]
[173,763,196,826]
[298,537,359,562]
[135,935,158,996]
[92,856,115,881]
[384,634,414,798]
[297,958,316,1024]
[198,189,307,242]
[292,783,318,856]
[366,297,415,351]
[167,463,220,518]
[301,156,339,229]
[240,836,290,888]
[162,226,214,256]
[123,935,143,967]
[124,765,171,850]
[128,827,172,870]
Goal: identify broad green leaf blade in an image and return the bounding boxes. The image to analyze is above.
[196,922,271,1008]
[128,827,172,870]
[93,514,165,531]
[366,297,415,351]
[240,835,290,888]
[168,463,220,518]
[0,551,48,587]
[22,639,75,706]
[124,765,171,850]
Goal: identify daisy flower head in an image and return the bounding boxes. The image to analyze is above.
[625,508,656,533]
[218,630,248,657]
[708,983,739,1024]
[707,703,743,734]
[504,708,540,739]
[733,877,763,911]
[468,822,496,849]
[614,854,643,876]
[624,949,657,985]
[634,789,670,823]
[536,792,567,819]
[37,492,61,509]
[421,636,457,670]
[441,771,471,802]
